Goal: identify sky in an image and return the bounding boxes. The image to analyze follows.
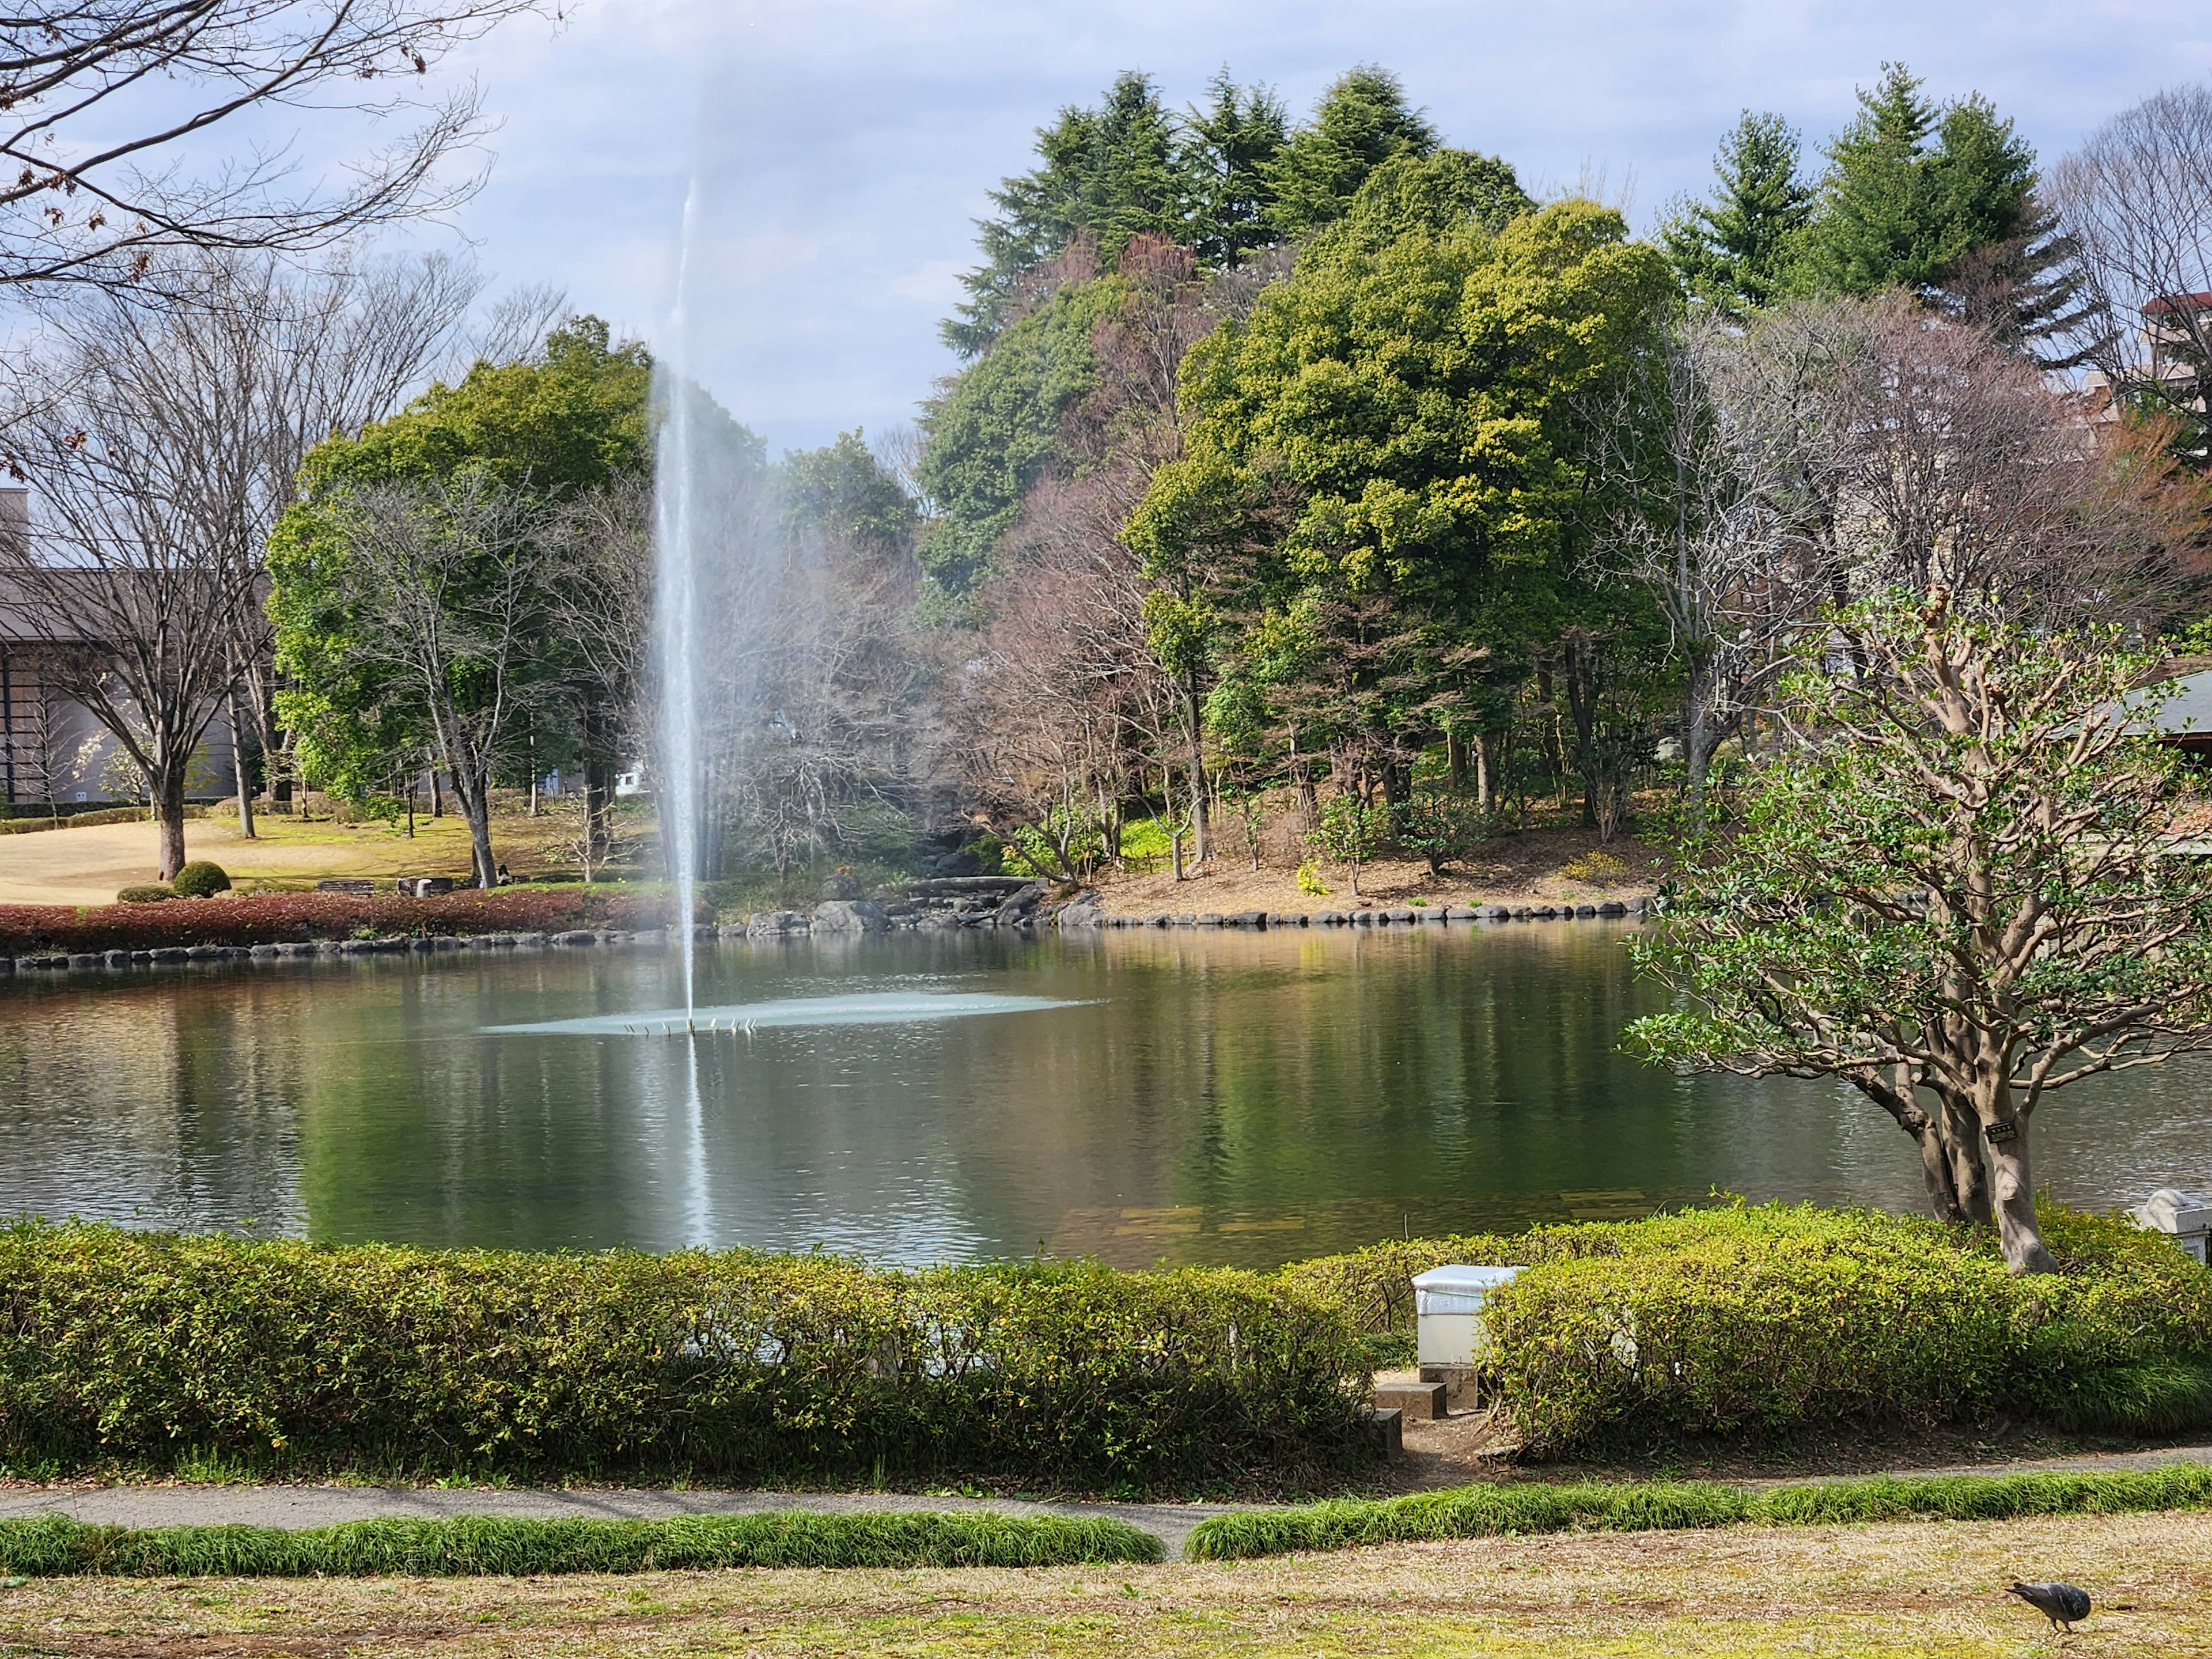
[345,0,2212,453]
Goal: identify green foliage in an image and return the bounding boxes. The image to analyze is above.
[1262,66,1438,240]
[1184,1464,2212,1559]
[1182,69,1292,267]
[1305,794,1389,892]
[1794,63,2037,298]
[0,1225,1374,1496]
[1660,111,1813,312]
[115,884,174,904]
[1277,1205,2212,1455]
[268,316,662,809]
[917,274,1122,598]
[1393,789,1487,876]
[781,430,916,559]
[944,71,1191,357]
[169,862,230,899]
[1296,862,1330,897]
[1132,198,1669,776]
[0,1510,1161,1578]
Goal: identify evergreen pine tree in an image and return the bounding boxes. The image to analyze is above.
[1180,70,1291,268]
[944,73,1187,358]
[1263,66,1440,239]
[1658,111,1813,313]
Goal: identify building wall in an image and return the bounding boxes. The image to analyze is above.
[0,645,237,808]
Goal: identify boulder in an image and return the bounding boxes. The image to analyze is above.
[103,950,131,968]
[1196,912,1224,927]
[553,929,598,946]
[1387,907,1417,923]
[1351,910,1379,926]
[1267,912,1308,927]
[1574,903,1598,918]
[1226,910,1267,929]
[1055,903,1104,929]
[745,910,810,937]
[68,953,101,971]
[1313,911,1347,926]
[813,899,889,934]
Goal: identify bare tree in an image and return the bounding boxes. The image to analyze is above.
[0,248,476,874]
[316,473,548,887]
[0,0,547,295]
[2048,83,2212,423]
[1590,315,1827,803]
[547,469,651,875]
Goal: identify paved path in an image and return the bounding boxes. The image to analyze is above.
[9,1441,2212,1560]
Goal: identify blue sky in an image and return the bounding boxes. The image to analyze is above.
[376,0,2212,452]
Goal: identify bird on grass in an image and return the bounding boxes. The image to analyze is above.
[2008,1580,2091,1632]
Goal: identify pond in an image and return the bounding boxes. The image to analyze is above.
[5,921,2209,1268]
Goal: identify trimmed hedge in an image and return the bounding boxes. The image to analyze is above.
[0,1510,1162,1577]
[1278,1203,2212,1455]
[0,1224,1374,1495]
[1184,1463,2212,1559]
[0,886,685,954]
[115,884,173,904]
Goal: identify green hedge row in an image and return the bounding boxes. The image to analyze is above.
[0,1225,1373,1495]
[0,1510,1162,1577]
[1184,1463,2212,1560]
[1280,1203,2212,1455]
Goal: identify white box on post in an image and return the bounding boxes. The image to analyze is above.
[2134,1188,2212,1265]
[1411,1264,1521,1372]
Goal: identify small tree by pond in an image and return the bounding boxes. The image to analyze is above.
[1627,588,2212,1274]
[1307,791,1388,897]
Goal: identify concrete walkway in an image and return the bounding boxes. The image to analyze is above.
[10,1442,2212,1560]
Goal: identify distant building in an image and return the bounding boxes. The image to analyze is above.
[0,486,238,810]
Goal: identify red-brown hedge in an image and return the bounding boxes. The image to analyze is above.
[0,888,690,955]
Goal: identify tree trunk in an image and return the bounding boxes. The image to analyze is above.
[1986,1113,2058,1274]
[1184,672,1209,862]
[1942,1099,1994,1226]
[1684,659,1713,807]
[455,767,496,889]
[430,771,443,817]
[1474,732,1495,817]
[1446,731,1467,787]
[228,686,256,840]
[154,763,187,882]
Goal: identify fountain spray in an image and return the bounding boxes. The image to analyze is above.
[655,178,704,1022]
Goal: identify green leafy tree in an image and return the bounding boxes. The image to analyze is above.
[1128,195,1672,801]
[268,317,653,881]
[782,430,916,562]
[1796,63,2036,300]
[1263,65,1439,239]
[916,272,1123,601]
[1627,590,2212,1275]
[1660,111,1813,313]
[1306,789,1388,896]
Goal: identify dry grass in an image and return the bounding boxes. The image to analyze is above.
[0,805,607,907]
[1095,825,1665,919]
[4,1512,2203,1656]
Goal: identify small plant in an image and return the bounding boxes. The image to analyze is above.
[171,862,232,899]
[116,884,174,904]
[1560,849,1629,887]
[1306,793,1388,897]
[1296,863,1331,898]
[1395,790,1488,877]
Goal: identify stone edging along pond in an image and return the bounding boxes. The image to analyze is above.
[0,894,1658,976]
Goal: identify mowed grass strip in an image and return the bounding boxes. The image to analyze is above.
[2,1512,2206,1657]
[1185,1464,2212,1559]
[0,1509,1162,1577]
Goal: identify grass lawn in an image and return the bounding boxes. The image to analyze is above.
[7,1512,2205,1656]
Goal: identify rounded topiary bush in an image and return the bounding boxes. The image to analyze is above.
[171,861,230,899]
[115,884,174,904]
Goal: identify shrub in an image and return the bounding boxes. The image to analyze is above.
[115,884,174,904]
[1296,863,1330,897]
[1561,849,1630,886]
[0,1224,1374,1496]
[171,861,232,898]
[0,1510,1162,1577]
[1183,1464,2212,1559]
[1277,1203,2212,1456]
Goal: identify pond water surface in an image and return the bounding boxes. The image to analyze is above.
[6,921,2209,1267]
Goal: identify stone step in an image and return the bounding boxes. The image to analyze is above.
[1372,1381,1449,1421]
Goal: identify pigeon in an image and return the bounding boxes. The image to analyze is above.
[2008,1580,2092,1631]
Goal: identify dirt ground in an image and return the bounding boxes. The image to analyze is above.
[1093,825,1664,918]
[0,809,582,906]
[5,1511,2201,1657]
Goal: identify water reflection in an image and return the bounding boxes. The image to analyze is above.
[2,923,2208,1267]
